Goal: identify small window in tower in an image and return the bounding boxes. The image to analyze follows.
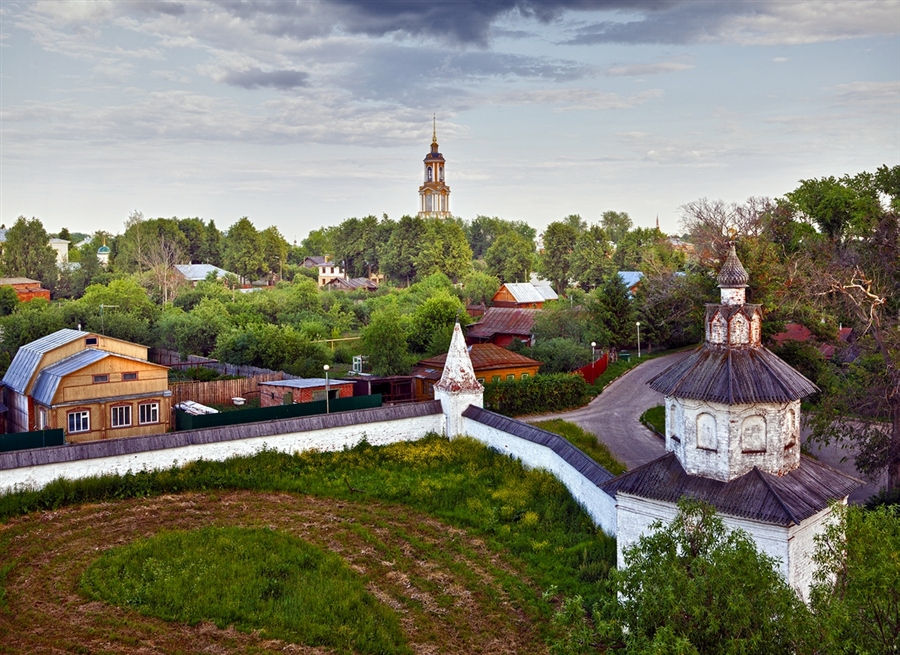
[439,165,444,181]
[427,167,433,181]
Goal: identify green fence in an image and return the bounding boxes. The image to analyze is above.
[175,394,383,431]
[0,428,65,453]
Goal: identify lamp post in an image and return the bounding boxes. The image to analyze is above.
[323,364,330,414]
[636,322,642,359]
[591,341,597,363]
[99,304,118,335]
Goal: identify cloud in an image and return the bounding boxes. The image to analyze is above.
[220,67,309,89]
[604,61,693,76]
[491,87,663,111]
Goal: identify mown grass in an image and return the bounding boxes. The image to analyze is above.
[640,405,665,435]
[531,419,626,476]
[1,435,616,609]
[80,526,410,655]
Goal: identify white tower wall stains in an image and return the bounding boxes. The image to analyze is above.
[434,322,484,438]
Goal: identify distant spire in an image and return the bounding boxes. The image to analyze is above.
[432,114,437,144]
[656,214,659,230]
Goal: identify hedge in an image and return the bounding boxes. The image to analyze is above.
[483,373,590,417]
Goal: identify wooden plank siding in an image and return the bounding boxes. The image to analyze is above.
[169,374,286,407]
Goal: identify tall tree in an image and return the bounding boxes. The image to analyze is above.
[569,224,613,291]
[223,217,265,282]
[465,215,536,259]
[362,302,411,376]
[380,215,425,286]
[0,216,58,290]
[588,273,637,349]
[199,220,223,265]
[177,217,208,264]
[484,231,535,283]
[260,226,289,280]
[116,210,149,273]
[539,221,578,296]
[601,210,632,245]
[415,218,473,282]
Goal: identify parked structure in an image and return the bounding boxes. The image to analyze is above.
[467,307,537,347]
[2,329,171,442]
[258,378,353,407]
[491,283,558,309]
[411,343,541,400]
[0,277,51,303]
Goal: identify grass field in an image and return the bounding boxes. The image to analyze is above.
[1,433,618,654]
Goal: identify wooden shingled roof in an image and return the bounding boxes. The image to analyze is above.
[462,405,615,486]
[648,345,819,404]
[415,343,541,372]
[600,452,861,526]
[467,307,537,340]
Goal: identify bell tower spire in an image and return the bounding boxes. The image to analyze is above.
[419,117,451,218]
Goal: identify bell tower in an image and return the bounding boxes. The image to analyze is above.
[418,117,451,218]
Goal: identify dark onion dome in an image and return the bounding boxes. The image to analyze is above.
[648,345,819,404]
[717,242,749,288]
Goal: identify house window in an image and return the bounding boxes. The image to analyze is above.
[37,408,48,430]
[492,375,501,383]
[521,373,530,380]
[111,405,132,428]
[506,374,515,381]
[139,402,159,425]
[85,337,98,346]
[68,410,90,434]
[122,372,137,381]
[93,374,109,384]
[477,377,485,384]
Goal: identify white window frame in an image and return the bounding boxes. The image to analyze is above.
[37,407,48,430]
[111,405,132,428]
[139,402,159,425]
[68,410,90,434]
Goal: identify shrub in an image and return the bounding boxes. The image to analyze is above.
[484,373,589,416]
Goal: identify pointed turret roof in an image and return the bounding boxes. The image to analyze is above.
[435,322,483,393]
[717,242,749,288]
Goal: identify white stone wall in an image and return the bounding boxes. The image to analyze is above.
[1,413,444,495]
[787,503,842,601]
[462,417,617,535]
[666,396,801,481]
[436,388,483,438]
[616,493,792,587]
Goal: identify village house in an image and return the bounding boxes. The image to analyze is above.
[2,329,171,442]
[491,282,558,309]
[411,343,541,400]
[0,277,51,303]
[322,277,378,292]
[466,307,537,347]
[174,263,234,287]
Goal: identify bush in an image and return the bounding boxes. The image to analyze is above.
[484,373,589,416]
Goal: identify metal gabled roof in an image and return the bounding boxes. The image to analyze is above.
[31,349,110,406]
[501,283,546,304]
[2,329,88,394]
[467,308,537,339]
[174,264,231,281]
[648,344,819,404]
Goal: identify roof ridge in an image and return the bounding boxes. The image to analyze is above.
[753,467,800,525]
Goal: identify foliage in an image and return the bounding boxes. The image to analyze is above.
[408,291,469,354]
[600,210,632,245]
[640,405,665,435]
[223,217,266,281]
[77,278,159,322]
[539,221,578,296]
[613,227,684,273]
[523,337,590,374]
[330,215,383,278]
[465,215,537,259]
[213,323,331,376]
[569,225,613,291]
[361,302,411,376]
[633,270,711,349]
[81,526,410,655]
[0,286,19,316]
[484,373,589,416]
[809,504,900,654]
[600,498,812,655]
[379,214,425,285]
[462,270,500,305]
[0,299,65,372]
[416,218,473,282]
[531,297,592,345]
[587,274,636,349]
[484,231,535,283]
[533,419,626,475]
[0,216,58,290]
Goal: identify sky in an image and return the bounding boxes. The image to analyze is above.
[1,1,898,244]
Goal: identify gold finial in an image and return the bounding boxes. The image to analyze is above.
[432,114,437,143]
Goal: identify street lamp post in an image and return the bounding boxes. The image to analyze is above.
[636,322,642,359]
[323,364,330,414]
[591,341,597,363]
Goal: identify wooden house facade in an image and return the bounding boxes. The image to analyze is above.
[2,329,171,443]
[411,343,541,400]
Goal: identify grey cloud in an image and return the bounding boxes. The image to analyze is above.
[222,68,309,90]
[132,1,187,16]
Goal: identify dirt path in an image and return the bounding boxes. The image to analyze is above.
[0,491,548,655]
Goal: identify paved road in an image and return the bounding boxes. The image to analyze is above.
[529,353,882,503]
[529,353,684,469]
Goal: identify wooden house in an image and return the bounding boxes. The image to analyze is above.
[2,329,171,442]
[466,307,537,347]
[491,283,558,309]
[411,343,541,400]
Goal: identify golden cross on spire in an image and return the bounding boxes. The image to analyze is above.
[432,114,437,143]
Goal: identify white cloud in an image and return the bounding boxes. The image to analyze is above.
[604,61,694,76]
[490,88,663,111]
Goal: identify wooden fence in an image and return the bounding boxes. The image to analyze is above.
[150,348,301,380]
[169,374,286,407]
